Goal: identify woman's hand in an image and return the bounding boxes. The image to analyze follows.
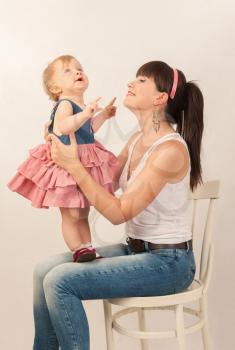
[48,132,80,173]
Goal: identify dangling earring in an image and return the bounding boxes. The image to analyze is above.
[152,110,160,133]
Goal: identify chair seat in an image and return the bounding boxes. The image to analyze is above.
[107,279,203,308]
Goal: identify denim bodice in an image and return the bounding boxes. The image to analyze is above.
[48,99,95,145]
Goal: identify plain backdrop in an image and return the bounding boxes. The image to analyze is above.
[1,0,235,349]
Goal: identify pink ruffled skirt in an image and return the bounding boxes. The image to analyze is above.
[7,140,118,208]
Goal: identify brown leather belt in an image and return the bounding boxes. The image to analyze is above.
[126,237,193,253]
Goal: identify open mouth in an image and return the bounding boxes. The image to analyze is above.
[75,77,83,82]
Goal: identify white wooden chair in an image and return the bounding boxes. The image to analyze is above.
[103,180,220,350]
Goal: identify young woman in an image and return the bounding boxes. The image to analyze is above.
[33,60,204,350]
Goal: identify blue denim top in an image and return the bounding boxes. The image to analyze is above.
[48,99,95,145]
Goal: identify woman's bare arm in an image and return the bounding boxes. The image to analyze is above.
[50,133,189,225]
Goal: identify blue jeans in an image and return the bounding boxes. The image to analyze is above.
[33,243,196,350]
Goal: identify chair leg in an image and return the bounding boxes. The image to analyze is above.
[138,308,149,350]
[175,304,186,350]
[200,296,211,350]
[103,300,115,350]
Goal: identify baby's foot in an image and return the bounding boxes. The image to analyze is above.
[73,246,97,263]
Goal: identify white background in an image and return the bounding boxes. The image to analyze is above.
[1,0,235,349]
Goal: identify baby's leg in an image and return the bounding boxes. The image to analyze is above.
[59,207,96,262]
[76,207,92,246]
[59,207,91,251]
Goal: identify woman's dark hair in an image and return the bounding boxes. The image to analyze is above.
[137,61,204,191]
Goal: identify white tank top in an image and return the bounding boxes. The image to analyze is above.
[119,132,193,244]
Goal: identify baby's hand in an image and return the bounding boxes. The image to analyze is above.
[103,97,117,119]
[84,97,102,118]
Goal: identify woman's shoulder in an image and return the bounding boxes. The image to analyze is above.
[146,137,190,182]
[148,133,189,158]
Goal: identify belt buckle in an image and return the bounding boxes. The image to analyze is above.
[127,238,145,253]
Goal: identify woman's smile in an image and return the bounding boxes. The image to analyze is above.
[126,90,135,96]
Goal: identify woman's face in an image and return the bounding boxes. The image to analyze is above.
[123,75,160,111]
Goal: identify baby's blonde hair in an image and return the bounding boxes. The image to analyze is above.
[42,55,76,101]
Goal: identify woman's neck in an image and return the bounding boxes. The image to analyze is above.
[136,110,176,145]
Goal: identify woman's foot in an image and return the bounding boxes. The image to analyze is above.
[73,246,97,263]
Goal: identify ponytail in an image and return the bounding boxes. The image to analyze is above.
[136,61,204,191]
[177,81,204,191]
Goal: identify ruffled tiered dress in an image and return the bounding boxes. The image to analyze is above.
[7,99,118,208]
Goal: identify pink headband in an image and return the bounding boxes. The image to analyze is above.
[170,69,178,99]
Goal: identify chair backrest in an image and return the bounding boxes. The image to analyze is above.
[188,180,220,283]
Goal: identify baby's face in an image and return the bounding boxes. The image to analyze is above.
[51,58,89,96]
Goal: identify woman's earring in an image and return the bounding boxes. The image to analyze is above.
[152,110,160,133]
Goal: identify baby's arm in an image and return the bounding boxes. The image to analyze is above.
[53,101,91,135]
[90,110,108,133]
[91,97,116,133]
